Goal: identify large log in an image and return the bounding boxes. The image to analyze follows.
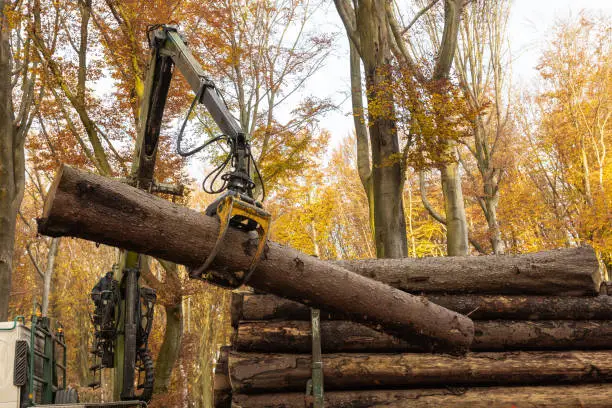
[428,293,612,320]
[228,350,612,393]
[235,320,612,353]
[335,246,600,295]
[241,293,612,321]
[37,165,473,352]
[231,384,612,408]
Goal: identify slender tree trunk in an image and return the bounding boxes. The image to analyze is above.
[484,189,504,254]
[435,0,468,256]
[41,237,60,316]
[154,302,183,393]
[349,40,375,240]
[440,160,469,255]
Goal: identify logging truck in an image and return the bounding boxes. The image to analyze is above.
[0,315,143,408]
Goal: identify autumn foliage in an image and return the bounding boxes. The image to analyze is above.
[2,1,610,406]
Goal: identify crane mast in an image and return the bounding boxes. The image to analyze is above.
[107,24,270,402]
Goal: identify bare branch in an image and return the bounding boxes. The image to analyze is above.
[26,243,45,279]
[419,170,447,224]
[402,0,441,35]
[419,170,486,254]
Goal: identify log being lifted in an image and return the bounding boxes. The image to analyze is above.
[240,293,612,321]
[235,320,612,353]
[37,165,473,352]
[228,350,612,393]
[335,246,601,295]
[231,384,612,408]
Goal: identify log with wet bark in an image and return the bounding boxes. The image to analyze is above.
[235,320,612,353]
[231,384,612,408]
[36,165,473,352]
[334,246,600,295]
[228,350,612,393]
[241,293,612,321]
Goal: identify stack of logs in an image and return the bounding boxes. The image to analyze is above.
[215,246,612,407]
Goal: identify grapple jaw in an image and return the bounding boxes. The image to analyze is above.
[189,191,271,288]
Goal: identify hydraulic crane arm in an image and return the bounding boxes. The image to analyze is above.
[114,24,270,403]
[157,29,242,138]
[134,25,264,211]
[133,25,245,190]
[137,24,270,286]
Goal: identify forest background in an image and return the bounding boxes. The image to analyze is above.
[0,0,610,406]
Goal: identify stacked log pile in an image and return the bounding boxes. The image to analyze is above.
[216,246,612,407]
[34,167,611,407]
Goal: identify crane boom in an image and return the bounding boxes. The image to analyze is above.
[113,24,270,402]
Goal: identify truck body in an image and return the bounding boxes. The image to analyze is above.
[0,318,142,408]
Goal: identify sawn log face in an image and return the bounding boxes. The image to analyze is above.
[37,165,474,352]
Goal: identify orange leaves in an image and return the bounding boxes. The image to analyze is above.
[368,64,472,169]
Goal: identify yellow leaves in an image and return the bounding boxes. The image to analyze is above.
[367,65,472,170]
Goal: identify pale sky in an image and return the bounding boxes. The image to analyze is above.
[306,0,612,150]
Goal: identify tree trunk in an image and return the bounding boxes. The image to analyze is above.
[484,180,505,254]
[441,160,469,255]
[229,350,612,393]
[153,302,183,393]
[435,0,468,256]
[235,320,612,353]
[231,384,612,408]
[349,40,374,242]
[334,246,600,295]
[241,293,612,321]
[37,165,474,352]
[354,0,408,258]
[0,4,26,320]
[41,237,60,316]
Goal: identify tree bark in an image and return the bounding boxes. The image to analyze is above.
[37,165,474,352]
[228,350,612,393]
[235,320,612,353]
[440,160,469,255]
[153,302,183,393]
[0,0,35,319]
[435,0,468,256]
[334,246,600,295]
[241,293,612,321]
[427,293,612,320]
[349,40,374,242]
[335,0,408,259]
[231,384,612,408]
[41,237,60,316]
